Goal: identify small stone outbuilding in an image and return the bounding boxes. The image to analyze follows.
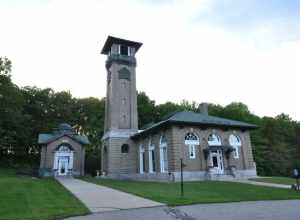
[38,123,89,177]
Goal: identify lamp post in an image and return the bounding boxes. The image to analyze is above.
[180,158,186,197]
[293,169,299,190]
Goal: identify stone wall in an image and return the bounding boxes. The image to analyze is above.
[102,136,137,174]
[39,136,85,176]
[134,128,173,174]
[132,124,256,177]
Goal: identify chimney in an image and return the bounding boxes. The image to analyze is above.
[199,103,208,115]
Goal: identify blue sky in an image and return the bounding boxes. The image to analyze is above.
[0,0,299,120]
[204,0,300,26]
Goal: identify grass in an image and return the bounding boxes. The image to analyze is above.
[249,176,298,185]
[81,177,300,206]
[0,169,89,220]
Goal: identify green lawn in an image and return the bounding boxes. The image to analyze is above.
[0,169,89,220]
[82,177,300,206]
[249,177,298,185]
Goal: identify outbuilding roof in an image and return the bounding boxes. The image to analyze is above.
[131,111,257,139]
[38,123,90,145]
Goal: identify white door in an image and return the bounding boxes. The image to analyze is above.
[58,157,69,176]
[210,150,224,174]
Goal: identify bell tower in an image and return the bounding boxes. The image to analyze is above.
[101,36,142,174]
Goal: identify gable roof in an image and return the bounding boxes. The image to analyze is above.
[38,133,90,145]
[38,123,90,145]
[131,111,257,139]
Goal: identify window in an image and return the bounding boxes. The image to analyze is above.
[208,134,222,146]
[189,145,196,159]
[184,132,199,159]
[229,134,241,159]
[139,145,145,173]
[58,145,71,152]
[120,45,129,56]
[148,138,156,172]
[121,144,129,153]
[159,135,168,173]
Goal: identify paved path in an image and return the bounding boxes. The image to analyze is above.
[56,177,163,213]
[236,179,291,189]
[65,200,300,220]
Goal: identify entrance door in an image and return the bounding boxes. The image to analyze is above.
[58,157,69,176]
[210,150,224,174]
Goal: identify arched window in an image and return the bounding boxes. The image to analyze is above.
[148,138,156,173]
[58,145,71,152]
[121,144,129,153]
[159,135,168,173]
[184,132,199,159]
[139,145,145,174]
[208,134,222,146]
[229,134,241,159]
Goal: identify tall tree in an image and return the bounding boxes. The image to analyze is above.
[0,57,12,77]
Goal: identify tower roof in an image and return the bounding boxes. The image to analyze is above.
[101,36,143,55]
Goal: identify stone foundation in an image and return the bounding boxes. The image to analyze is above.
[98,169,257,182]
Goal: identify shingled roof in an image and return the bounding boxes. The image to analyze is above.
[131,111,257,139]
[38,123,90,145]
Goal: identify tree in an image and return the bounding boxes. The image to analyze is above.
[137,91,157,128]
[0,57,12,77]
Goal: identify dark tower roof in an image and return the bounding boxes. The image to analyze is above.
[101,36,143,55]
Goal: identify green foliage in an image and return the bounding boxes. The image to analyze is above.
[137,91,157,127]
[0,57,12,77]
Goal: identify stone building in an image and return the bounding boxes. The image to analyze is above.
[101,36,257,181]
[38,123,89,176]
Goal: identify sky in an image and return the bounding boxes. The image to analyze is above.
[0,0,300,120]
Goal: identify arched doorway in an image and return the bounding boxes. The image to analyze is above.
[208,134,224,174]
[54,144,74,176]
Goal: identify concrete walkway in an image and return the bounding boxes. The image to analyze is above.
[56,177,163,213]
[236,179,291,189]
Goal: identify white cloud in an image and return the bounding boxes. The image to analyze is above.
[0,0,299,120]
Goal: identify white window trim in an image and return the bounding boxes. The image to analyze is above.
[118,44,121,54]
[208,134,222,146]
[139,145,145,174]
[159,136,168,173]
[188,145,196,159]
[233,146,239,159]
[148,139,155,173]
[229,134,241,159]
[184,132,199,159]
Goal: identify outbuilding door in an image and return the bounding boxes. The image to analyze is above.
[210,150,224,174]
[58,157,69,176]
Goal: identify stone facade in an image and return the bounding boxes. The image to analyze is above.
[131,125,257,181]
[38,123,89,177]
[100,36,257,182]
[40,136,85,176]
[101,37,140,176]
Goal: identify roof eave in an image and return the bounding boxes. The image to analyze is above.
[131,121,169,140]
[169,120,257,130]
[101,36,143,55]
